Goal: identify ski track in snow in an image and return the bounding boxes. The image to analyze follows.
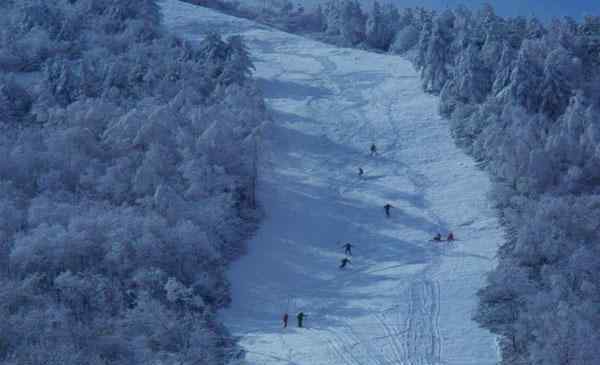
[162,1,501,364]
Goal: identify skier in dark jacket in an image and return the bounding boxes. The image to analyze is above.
[433,233,442,241]
[283,313,289,328]
[370,143,377,156]
[339,257,351,269]
[297,312,305,328]
[358,167,364,177]
[384,203,393,218]
[342,243,353,256]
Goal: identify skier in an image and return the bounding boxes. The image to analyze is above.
[447,232,455,241]
[384,203,394,218]
[339,257,351,269]
[370,143,377,156]
[433,233,442,241]
[358,167,364,177]
[282,312,288,328]
[297,312,305,328]
[342,242,353,256]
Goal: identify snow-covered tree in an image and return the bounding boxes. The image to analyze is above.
[390,24,419,54]
[421,10,455,93]
[539,48,582,119]
[453,43,492,104]
[340,0,366,45]
[322,0,366,45]
[365,1,399,50]
[414,9,434,70]
[491,42,516,96]
[0,0,266,363]
[509,39,546,113]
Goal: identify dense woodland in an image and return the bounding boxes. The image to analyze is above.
[190,1,600,364]
[0,0,266,364]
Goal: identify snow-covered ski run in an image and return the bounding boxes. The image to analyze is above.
[162,1,501,364]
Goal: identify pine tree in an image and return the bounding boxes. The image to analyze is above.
[491,42,516,96]
[201,32,229,81]
[220,35,254,86]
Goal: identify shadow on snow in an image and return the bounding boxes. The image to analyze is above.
[226,122,450,334]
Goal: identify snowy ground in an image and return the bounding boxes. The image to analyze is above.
[163,1,501,364]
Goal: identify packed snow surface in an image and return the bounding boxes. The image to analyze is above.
[163,1,501,363]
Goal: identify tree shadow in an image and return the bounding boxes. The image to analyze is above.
[360,174,386,181]
[257,78,332,101]
[224,124,449,335]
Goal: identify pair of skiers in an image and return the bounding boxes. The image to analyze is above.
[356,144,378,176]
[433,232,455,241]
[357,144,377,175]
[368,145,396,219]
[282,312,305,328]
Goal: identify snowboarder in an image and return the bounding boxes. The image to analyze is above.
[384,203,393,218]
[433,233,442,241]
[282,312,288,328]
[297,312,305,328]
[358,167,364,177]
[339,257,351,269]
[370,143,377,156]
[447,232,455,241]
[342,242,353,256]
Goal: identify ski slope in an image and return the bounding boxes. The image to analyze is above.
[162,2,501,364]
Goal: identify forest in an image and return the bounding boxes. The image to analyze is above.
[188,0,600,364]
[0,0,266,363]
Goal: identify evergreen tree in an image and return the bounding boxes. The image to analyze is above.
[340,0,366,46]
[414,9,434,70]
[0,76,32,123]
[220,35,255,86]
[509,39,546,112]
